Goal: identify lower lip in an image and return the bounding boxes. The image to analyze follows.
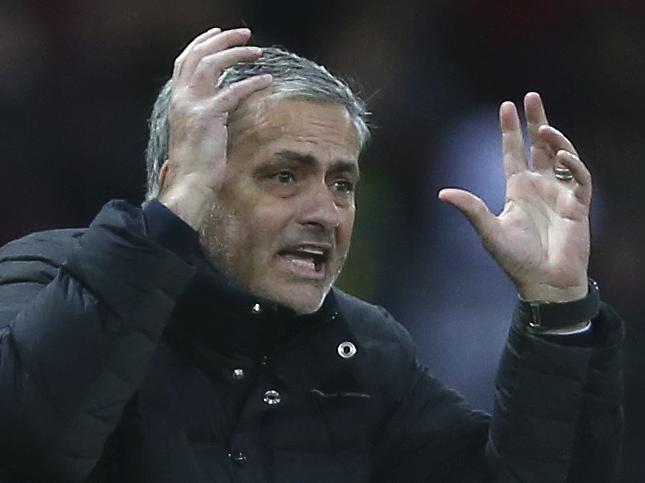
[278,255,326,281]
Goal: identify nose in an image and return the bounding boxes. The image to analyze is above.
[301,184,340,231]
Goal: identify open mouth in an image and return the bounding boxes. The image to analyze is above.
[278,245,330,274]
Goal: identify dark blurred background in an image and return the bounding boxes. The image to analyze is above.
[1,0,643,479]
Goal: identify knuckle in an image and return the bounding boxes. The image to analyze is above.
[226,82,241,94]
[217,91,233,105]
[190,44,210,61]
[170,91,189,109]
[170,99,200,120]
[193,41,208,53]
[199,53,220,66]
[188,104,209,119]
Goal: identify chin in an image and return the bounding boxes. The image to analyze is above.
[258,283,329,315]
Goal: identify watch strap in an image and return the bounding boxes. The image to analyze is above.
[518,279,600,331]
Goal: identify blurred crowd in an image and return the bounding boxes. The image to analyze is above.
[1,0,644,479]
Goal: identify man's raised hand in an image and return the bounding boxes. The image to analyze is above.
[158,27,272,230]
[438,92,591,304]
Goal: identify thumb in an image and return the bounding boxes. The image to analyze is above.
[438,188,499,241]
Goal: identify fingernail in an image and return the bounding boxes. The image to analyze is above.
[249,47,262,55]
[236,28,251,35]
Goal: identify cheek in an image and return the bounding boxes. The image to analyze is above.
[239,210,292,288]
[338,210,355,248]
[203,212,264,286]
[244,207,290,256]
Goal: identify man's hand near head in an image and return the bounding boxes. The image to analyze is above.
[158,27,273,231]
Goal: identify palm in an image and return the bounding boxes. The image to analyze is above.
[495,170,589,290]
[439,93,591,302]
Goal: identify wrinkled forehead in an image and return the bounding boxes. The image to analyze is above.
[227,90,362,159]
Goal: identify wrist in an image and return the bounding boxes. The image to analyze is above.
[143,199,200,261]
[158,181,215,232]
[517,279,600,332]
[518,281,588,303]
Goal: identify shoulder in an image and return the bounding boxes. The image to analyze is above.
[0,229,86,327]
[0,228,85,276]
[0,201,147,266]
[1,228,85,261]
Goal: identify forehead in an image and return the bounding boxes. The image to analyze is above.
[229,94,362,163]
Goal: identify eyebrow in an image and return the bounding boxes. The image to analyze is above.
[274,150,360,179]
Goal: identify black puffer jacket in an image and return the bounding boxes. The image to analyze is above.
[0,201,623,482]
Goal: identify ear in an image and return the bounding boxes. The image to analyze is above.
[158,160,170,190]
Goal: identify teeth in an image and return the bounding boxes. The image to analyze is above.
[289,257,316,270]
[281,247,326,274]
[299,248,324,256]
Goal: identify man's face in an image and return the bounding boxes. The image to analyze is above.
[200,95,361,314]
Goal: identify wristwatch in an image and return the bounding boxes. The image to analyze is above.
[518,279,600,331]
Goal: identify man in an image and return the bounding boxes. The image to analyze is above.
[0,27,623,482]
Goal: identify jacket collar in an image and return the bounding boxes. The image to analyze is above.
[166,246,342,359]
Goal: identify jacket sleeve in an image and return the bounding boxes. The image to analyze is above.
[486,302,623,482]
[373,301,623,482]
[567,303,623,482]
[0,200,195,481]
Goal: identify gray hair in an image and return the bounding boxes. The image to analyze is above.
[144,46,370,203]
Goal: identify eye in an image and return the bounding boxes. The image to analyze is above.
[274,170,295,184]
[332,179,355,194]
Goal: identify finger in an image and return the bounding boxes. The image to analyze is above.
[438,188,500,245]
[524,92,554,170]
[191,46,263,94]
[177,28,252,84]
[173,27,222,79]
[210,74,273,113]
[500,101,528,178]
[537,125,579,159]
[555,149,592,204]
